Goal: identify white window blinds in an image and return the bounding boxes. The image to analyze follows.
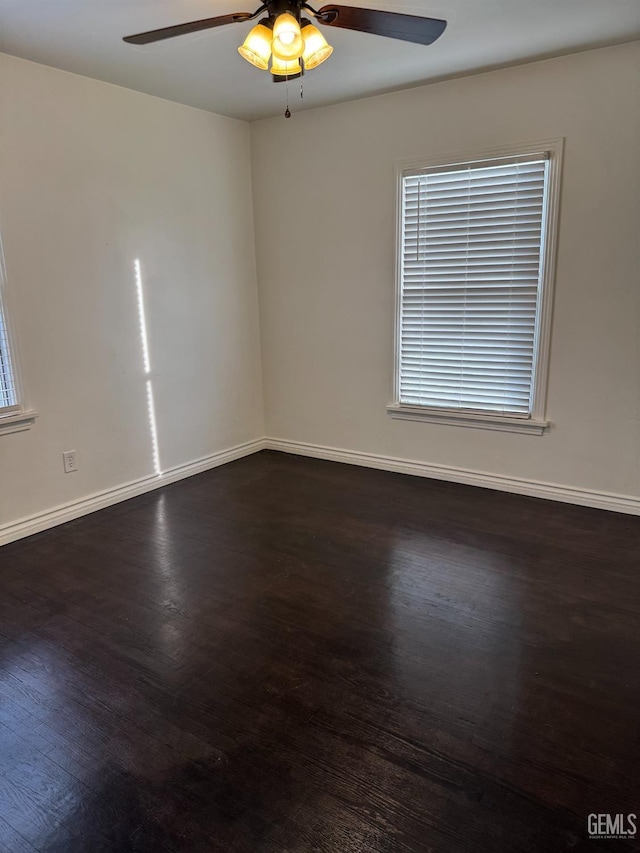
[399,155,549,416]
[0,299,17,411]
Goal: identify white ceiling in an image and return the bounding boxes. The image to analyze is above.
[1,0,639,121]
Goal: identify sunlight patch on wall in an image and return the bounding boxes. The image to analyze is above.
[134,259,161,476]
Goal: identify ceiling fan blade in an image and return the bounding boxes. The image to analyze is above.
[315,5,446,45]
[123,13,253,45]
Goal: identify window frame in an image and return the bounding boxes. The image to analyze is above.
[387,138,563,435]
[0,236,36,436]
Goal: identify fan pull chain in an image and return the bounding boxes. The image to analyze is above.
[284,77,291,118]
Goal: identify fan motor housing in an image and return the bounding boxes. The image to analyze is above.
[267,0,305,22]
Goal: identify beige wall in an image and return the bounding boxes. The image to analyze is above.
[2,42,639,537]
[0,54,264,529]
[252,42,640,498]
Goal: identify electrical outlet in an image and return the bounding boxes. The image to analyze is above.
[62,450,78,474]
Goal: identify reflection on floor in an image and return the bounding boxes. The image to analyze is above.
[0,450,638,852]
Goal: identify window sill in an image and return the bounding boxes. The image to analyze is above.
[386,404,549,435]
[0,409,38,436]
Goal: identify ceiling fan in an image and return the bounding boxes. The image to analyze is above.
[123,1,447,86]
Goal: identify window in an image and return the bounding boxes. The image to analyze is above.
[388,140,562,434]
[0,254,35,434]
[0,299,17,413]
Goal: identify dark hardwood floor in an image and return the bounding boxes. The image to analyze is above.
[0,451,638,852]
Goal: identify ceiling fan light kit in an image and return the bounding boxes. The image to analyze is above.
[239,14,333,78]
[124,1,446,114]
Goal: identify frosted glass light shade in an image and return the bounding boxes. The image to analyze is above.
[272,13,304,60]
[238,23,272,69]
[270,55,302,76]
[301,23,333,69]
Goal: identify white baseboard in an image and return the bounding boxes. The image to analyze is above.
[0,438,266,547]
[264,437,640,516]
[3,434,638,547]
